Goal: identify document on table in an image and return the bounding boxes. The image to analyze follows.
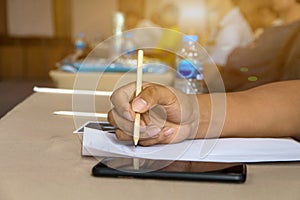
[82,127,300,163]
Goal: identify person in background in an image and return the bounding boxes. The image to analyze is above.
[136,8,161,29]
[133,3,181,67]
[238,0,281,31]
[108,80,300,146]
[154,3,181,66]
[251,5,281,39]
[206,0,254,67]
[273,0,300,24]
[132,3,180,46]
[125,10,162,52]
[238,0,282,39]
[218,0,300,92]
[124,11,141,31]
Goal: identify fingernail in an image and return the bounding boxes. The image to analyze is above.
[163,127,174,136]
[147,127,161,137]
[132,98,148,112]
[122,111,133,121]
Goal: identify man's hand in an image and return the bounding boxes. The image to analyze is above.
[108,82,199,146]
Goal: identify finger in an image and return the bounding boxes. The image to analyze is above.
[115,129,133,141]
[139,131,166,146]
[141,111,151,125]
[110,82,136,121]
[161,123,195,143]
[147,104,167,127]
[139,129,175,146]
[139,121,194,146]
[113,122,160,142]
[108,109,134,133]
[139,125,161,139]
[139,125,176,146]
[132,84,177,113]
[139,138,159,146]
[108,109,147,136]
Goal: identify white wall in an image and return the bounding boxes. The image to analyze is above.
[7,0,54,37]
[72,0,117,42]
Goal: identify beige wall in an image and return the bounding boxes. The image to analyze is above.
[6,0,117,40]
[5,0,209,41]
[7,0,54,37]
[71,0,117,42]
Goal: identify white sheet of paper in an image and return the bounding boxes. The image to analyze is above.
[82,127,300,163]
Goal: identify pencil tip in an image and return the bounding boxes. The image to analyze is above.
[134,138,138,147]
[135,145,137,148]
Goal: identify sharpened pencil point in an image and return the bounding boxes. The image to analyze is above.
[133,50,143,148]
[134,138,138,147]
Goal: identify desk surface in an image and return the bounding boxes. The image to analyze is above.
[0,93,300,200]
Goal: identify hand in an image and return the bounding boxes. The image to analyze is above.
[108,82,199,146]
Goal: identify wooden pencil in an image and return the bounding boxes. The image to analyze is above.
[133,49,143,147]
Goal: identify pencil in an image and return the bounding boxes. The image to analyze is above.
[33,87,112,96]
[53,111,107,118]
[133,50,143,147]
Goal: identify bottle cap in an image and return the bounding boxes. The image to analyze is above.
[124,32,133,38]
[183,35,198,42]
[113,12,125,26]
[77,32,84,38]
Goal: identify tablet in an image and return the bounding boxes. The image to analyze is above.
[92,158,247,183]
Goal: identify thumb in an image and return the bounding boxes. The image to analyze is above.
[131,84,175,113]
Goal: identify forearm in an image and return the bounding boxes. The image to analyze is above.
[196,80,300,139]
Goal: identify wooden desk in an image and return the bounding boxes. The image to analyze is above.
[0,93,299,200]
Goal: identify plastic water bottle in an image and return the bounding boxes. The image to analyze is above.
[122,32,135,55]
[120,32,137,67]
[73,32,86,61]
[174,35,204,94]
[111,12,125,58]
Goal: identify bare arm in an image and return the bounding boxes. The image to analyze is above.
[109,80,300,146]
[197,80,300,140]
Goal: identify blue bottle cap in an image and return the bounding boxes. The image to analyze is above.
[77,32,84,38]
[183,35,198,42]
[124,32,133,38]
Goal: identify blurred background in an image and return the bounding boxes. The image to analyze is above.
[0,0,214,117]
[1,0,299,117]
[0,0,210,79]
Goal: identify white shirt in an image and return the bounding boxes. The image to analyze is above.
[209,7,254,66]
[133,19,162,48]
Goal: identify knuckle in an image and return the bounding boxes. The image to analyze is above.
[107,110,117,127]
[115,129,123,140]
[115,129,132,141]
[139,141,150,146]
[144,85,158,97]
[109,89,119,105]
[107,110,113,122]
